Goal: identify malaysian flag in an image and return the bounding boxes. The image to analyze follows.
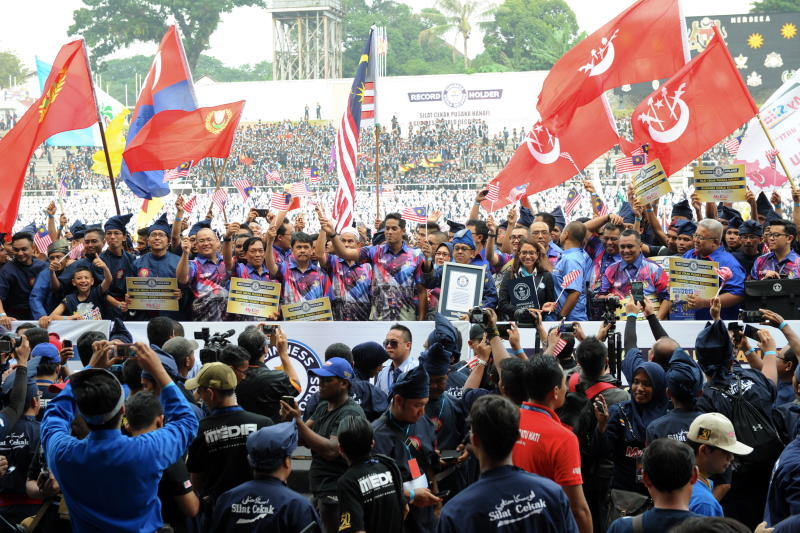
[58,177,67,198]
[290,182,311,197]
[552,337,567,357]
[164,161,192,181]
[233,179,253,201]
[592,195,608,216]
[564,188,582,217]
[507,184,528,203]
[402,206,427,223]
[270,192,290,211]
[333,29,375,233]
[379,184,395,199]
[724,136,742,156]
[68,242,84,260]
[309,167,321,183]
[183,195,197,214]
[561,270,580,287]
[766,148,780,169]
[266,170,281,183]
[33,227,52,253]
[212,188,228,211]
[486,182,500,204]
[615,156,644,173]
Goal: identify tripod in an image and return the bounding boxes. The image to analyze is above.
[605,319,623,382]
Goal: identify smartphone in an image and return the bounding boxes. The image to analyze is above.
[281,395,297,409]
[113,343,136,358]
[497,323,512,340]
[744,324,761,342]
[255,208,269,218]
[631,281,645,305]
[728,322,743,345]
[436,490,451,499]
[62,340,72,349]
[440,450,460,462]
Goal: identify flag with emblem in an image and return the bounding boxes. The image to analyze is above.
[724,136,742,156]
[630,27,758,177]
[379,184,395,199]
[537,0,688,131]
[266,170,281,183]
[233,179,253,201]
[564,188,582,217]
[290,182,311,197]
[124,101,244,172]
[270,192,290,211]
[33,227,52,253]
[309,167,321,183]
[68,242,84,260]
[182,195,197,213]
[333,29,375,233]
[592,194,609,216]
[765,148,779,169]
[164,161,192,181]
[58,177,68,198]
[615,156,645,173]
[211,188,228,211]
[0,40,97,232]
[402,206,427,223]
[552,337,568,357]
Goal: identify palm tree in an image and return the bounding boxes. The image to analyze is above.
[419,0,494,70]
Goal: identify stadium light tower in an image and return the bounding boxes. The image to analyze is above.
[267,0,344,80]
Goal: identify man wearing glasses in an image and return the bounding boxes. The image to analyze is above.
[751,219,800,280]
[376,324,418,395]
[682,219,745,320]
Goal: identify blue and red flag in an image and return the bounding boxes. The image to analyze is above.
[120,26,197,199]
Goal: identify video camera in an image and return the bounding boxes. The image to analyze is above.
[601,296,622,325]
[0,334,22,354]
[194,328,235,364]
[513,308,540,328]
[738,310,764,323]
[468,306,490,326]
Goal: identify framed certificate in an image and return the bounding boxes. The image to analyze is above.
[437,262,485,320]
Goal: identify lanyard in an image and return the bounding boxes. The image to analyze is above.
[520,404,554,420]
[387,414,413,459]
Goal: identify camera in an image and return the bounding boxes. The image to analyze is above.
[468,306,489,326]
[738,310,763,323]
[559,322,575,334]
[513,308,539,328]
[601,296,622,325]
[194,328,235,364]
[0,334,22,354]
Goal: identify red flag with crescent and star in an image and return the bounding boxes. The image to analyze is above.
[483,96,620,212]
[0,40,97,232]
[537,0,688,131]
[123,101,245,172]
[629,27,758,177]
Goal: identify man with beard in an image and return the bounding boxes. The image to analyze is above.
[0,232,47,326]
[733,220,764,278]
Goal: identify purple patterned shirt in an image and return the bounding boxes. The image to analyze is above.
[751,250,800,280]
[357,242,424,321]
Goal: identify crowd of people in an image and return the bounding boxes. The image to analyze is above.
[0,168,798,531]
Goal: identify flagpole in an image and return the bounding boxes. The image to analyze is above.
[375,124,381,220]
[757,114,796,190]
[211,157,229,224]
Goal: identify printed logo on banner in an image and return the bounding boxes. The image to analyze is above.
[265,338,321,411]
[442,83,467,108]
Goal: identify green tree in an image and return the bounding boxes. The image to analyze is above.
[419,0,493,69]
[0,51,32,88]
[751,0,800,11]
[69,0,264,70]
[482,0,583,71]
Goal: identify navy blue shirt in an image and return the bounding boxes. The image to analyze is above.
[133,251,182,319]
[773,400,800,443]
[57,258,104,294]
[426,393,466,451]
[607,508,698,533]
[0,259,47,318]
[100,249,137,300]
[776,380,795,407]
[646,408,702,444]
[211,477,320,532]
[437,465,578,533]
[0,414,39,496]
[697,368,777,423]
[766,436,800,525]
[29,267,62,319]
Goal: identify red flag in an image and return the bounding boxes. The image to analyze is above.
[123,101,244,172]
[484,97,619,211]
[538,0,688,130]
[0,41,97,231]
[630,28,758,177]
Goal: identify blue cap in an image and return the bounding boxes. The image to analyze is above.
[453,228,476,250]
[666,349,703,403]
[447,220,466,233]
[757,191,773,214]
[425,313,460,365]
[718,205,743,229]
[695,320,733,373]
[70,220,86,239]
[518,206,535,228]
[391,365,429,399]
[310,357,355,381]
[618,202,636,224]
[550,207,566,229]
[148,213,171,236]
[247,421,298,471]
[739,219,763,236]
[31,343,60,364]
[675,220,696,236]
[109,318,133,344]
[372,228,385,246]
[19,222,37,235]
[672,200,693,221]
[104,214,132,234]
[351,342,388,375]
[188,219,212,237]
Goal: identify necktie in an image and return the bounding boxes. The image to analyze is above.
[392,367,402,385]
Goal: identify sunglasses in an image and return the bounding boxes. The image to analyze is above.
[383,339,399,348]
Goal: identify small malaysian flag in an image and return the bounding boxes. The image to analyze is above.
[766,148,780,169]
[561,269,580,287]
[290,182,311,197]
[486,182,500,204]
[58,177,67,198]
[233,179,253,201]
[211,188,228,211]
[183,195,197,214]
[724,136,742,156]
[164,161,192,181]
[552,337,567,357]
[309,167,321,183]
[379,184,395,200]
[33,227,52,253]
[68,242,84,260]
[402,206,427,223]
[507,184,528,203]
[592,195,609,216]
[564,188,582,217]
[303,167,311,180]
[271,192,290,211]
[615,156,644,173]
[266,170,281,183]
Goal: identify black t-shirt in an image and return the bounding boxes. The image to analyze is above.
[337,456,404,533]
[607,508,699,533]
[187,406,273,501]
[308,399,366,495]
[236,367,297,421]
[158,458,194,533]
[61,286,106,319]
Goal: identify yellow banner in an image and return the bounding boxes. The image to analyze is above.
[126,277,179,311]
[281,297,333,321]
[693,164,746,203]
[634,159,673,204]
[226,277,281,318]
[659,257,719,320]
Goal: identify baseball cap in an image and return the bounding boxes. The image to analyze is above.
[687,412,753,455]
[185,362,237,391]
[31,343,61,364]
[162,337,199,360]
[309,357,354,381]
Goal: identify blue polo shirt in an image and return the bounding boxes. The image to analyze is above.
[689,478,723,516]
[682,246,745,320]
[553,247,590,320]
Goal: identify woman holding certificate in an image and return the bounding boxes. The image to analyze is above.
[497,238,557,321]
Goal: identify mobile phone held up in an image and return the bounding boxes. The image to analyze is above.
[631,281,645,305]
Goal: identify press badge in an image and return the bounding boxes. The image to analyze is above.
[402,457,429,491]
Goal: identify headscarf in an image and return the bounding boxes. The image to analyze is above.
[627,361,669,436]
